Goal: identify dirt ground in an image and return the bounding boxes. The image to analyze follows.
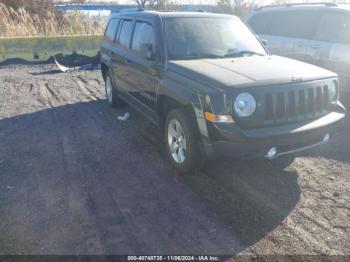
[0,64,349,255]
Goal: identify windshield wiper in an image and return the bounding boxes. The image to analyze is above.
[180,53,224,60]
[224,50,264,58]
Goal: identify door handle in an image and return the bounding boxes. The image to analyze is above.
[311,44,320,49]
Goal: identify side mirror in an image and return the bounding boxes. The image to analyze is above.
[140,43,155,60]
[261,39,268,47]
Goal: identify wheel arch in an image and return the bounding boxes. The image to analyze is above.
[101,63,109,81]
[158,95,195,128]
[156,83,208,144]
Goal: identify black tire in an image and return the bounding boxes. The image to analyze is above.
[105,72,124,108]
[164,109,204,173]
[271,155,295,169]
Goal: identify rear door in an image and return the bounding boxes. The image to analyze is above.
[101,18,120,76]
[313,10,350,94]
[112,18,135,95]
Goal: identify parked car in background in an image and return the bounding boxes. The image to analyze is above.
[247,3,350,105]
[101,11,346,172]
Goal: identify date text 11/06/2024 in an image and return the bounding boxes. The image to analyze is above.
[127,256,220,261]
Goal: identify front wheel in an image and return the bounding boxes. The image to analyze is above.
[164,109,203,173]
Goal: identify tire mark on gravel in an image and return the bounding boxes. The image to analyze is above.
[0,77,11,118]
[75,76,101,101]
[35,82,57,109]
[33,79,149,252]
[48,99,156,252]
[0,86,9,118]
[32,81,107,253]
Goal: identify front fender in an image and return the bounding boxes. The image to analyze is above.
[100,52,112,68]
[158,71,225,144]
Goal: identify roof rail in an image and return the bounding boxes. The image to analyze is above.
[118,8,145,13]
[255,2,337,11]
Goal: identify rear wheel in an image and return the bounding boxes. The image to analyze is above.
[105,72,124,107]
[165,109,203,173]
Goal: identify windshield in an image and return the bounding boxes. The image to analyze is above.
[165,17,267,60]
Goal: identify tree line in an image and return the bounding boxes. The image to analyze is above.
[0,0,260,18]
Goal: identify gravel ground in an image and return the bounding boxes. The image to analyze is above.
[0,64,349,255]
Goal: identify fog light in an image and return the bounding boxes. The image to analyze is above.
[266,147,278,160]
[323,133,330,143]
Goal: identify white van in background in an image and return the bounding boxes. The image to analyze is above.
[247,3,350,104]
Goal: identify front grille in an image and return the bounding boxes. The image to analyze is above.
[264,85,330,125]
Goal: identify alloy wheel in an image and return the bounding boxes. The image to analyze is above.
[167,119,187,164]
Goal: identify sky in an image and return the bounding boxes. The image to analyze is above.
[64,0,349,6]
[61,0,350,6]
[90,0,219,3]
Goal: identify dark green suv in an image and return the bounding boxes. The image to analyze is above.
[101,10,346,172]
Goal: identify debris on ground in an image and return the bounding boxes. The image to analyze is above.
[54,57,100,73]
[117,112,130,121]
[54,58,73,72]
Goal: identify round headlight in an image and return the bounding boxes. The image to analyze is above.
[328,81,338,102]
[234,92,256,117]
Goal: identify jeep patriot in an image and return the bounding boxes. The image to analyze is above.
[101,11,346,172]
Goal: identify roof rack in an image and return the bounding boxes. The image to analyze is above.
[255,2,337,11]
[118,8,145,13]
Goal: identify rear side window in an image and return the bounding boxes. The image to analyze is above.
[118,20,134,49]
[314,12,350,44]
[105,19,119,42]
[269,10,321,39]
[131,22,155,57]
[248,13,272,34]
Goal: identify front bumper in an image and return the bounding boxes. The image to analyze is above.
[202,103,346,159]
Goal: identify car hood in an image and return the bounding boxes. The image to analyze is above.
[168,55,337,91]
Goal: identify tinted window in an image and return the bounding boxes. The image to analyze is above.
[248,13,272,34]
[118,20,134,49]
[314,12,350,44]
[269,10,321,39]
[105,19,119,42]
[131,22,155,57]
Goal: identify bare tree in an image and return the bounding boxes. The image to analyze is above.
[133,0,171,9]
[215,0,257,17]
[134,0,148,8]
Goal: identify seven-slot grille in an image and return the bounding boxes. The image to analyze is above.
[265,85,330,125]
